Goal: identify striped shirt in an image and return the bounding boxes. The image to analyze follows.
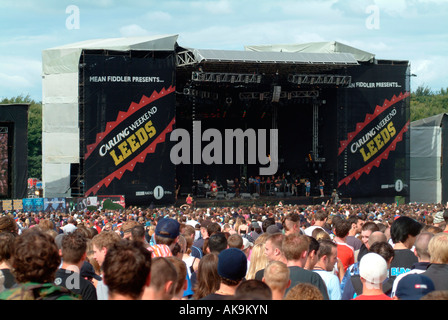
[148,244,172,258]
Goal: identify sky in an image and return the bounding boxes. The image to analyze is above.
[1,0,447,102]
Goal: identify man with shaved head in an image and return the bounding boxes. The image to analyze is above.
[391,232,434,297]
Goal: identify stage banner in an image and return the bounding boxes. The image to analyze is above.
[81,52,176,205]
[22,198,44,212]
[43,197,66,212]
[337,64,410,198]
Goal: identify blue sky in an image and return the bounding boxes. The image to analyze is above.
[1,0,447,101]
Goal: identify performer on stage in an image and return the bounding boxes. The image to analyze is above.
[319,179,325,197]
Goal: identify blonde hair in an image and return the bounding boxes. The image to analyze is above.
[263,261,290,291]
[428,232,448,264]
[246,242,268,280]
[284,283,324,300]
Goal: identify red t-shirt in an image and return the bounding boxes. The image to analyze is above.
[335,241,355,271]
[352,294,393,300]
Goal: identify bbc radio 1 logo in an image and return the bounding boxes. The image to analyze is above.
[136,185,169,199]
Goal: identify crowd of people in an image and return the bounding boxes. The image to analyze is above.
[1,200,448,300]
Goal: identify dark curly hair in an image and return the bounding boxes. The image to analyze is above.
[12,229,61,284]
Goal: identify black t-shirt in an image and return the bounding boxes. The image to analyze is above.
[390,249,418,280]
[1,268,17,289]
[54,268,97,300]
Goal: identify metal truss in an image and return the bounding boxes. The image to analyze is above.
[182,87,219,100]
[288,74,352,86]
[239,90,319,101]
[176,50,197,67]
[191,71,262,84]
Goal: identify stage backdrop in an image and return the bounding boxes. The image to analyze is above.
[81,52,176,204]
[336,63,410,200]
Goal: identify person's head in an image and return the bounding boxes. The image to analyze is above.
[390,216,422,248]
[369,241,394,266]
[414,232,434,261]
[334,219,351,239]
[61,231,87,265]
[367,231,387,249]
[207,222,221,237]
[193,252,220,300]
[347,215,363,234]
[432,211,448,227]
[361,222,380,247]
[283,213,300,235]
[394,274,435,300]
[234,279,272,300]
[91,230,122,267]
[11,229,60,284]
[154,218,180,247]
[165,256,188,299]
[227,234,244,249]
[282,233,310,264]
[284,283,324,300]
[314,210,328,226]
[428,232,448,264]
[264,233,284,262]
[0,216,18,234]
[217,248,248,286]
[262,261,290,295]
[0,232,16,264]
[316,239,338,271]
[121,220,140,239]
[262,217,275,233]
[421,290,448,300]
[207,232,228,253]
[130,224,146,242]
[359,253,388,290]
[103,240,152,300]
[147,257,177,300]
[305,236,319,270]
[38,219,54,232]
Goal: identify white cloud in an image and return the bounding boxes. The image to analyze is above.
[190,0,233,14]
[0,56,41,99]
[119,24,150,37]
[145,11,172,22]
[410,56,448,91]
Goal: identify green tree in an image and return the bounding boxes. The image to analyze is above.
[410,86,448,122]
[0,94,42,179]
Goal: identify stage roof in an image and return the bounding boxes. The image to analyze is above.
[411,113,448,127]
[183,47,359,65]
[42,34,178,74]
[244,41,375,63]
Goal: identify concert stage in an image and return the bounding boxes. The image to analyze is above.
[42,36,410,206]
[175,193,352,208]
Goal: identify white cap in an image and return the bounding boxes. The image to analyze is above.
[359,253,388,285]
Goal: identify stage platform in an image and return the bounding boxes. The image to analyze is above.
[175,194,352,208]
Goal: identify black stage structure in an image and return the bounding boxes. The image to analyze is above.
[174,47,410,206]
[74,41,410,206]
[0,104,29,200]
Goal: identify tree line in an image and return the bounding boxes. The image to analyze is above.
[1,86,447,180]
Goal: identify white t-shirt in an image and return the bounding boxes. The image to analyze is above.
[304,225,324,237]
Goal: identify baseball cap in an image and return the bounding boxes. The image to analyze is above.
[155,218,180,239]
[359,253,388,285]
[433,211,444,224]
[217,248,247,281]
[395,274,435,300]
